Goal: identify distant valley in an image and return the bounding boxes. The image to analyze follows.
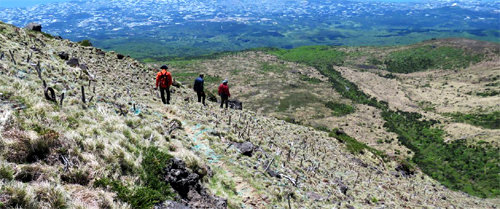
[0,0,499,61]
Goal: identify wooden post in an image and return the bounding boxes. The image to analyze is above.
[59,93,65,106]
[9,50,16,65]
[36,61,42,80]
[265,158,275,173]
[288,193,292,209]
[81,86,86,103]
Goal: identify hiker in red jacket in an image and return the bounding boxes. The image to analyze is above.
[218,79,230,108]
[154,65,173,104]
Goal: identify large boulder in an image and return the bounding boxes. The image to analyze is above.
[164,158,227,209]
[238,142,254,157]
[57,52,69,60]
[25,23,42,32]
[66,58,79,67]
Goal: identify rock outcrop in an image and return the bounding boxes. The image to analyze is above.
[237,141,254,157]
[24,23,42,32]
[165,158,227,209]
[66,58,79,67]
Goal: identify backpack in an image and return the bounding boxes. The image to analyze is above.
[159,71,170,87]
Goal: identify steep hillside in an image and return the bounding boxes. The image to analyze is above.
[169,39,500,199]
[169,52,407,159]
[0,21,499,209]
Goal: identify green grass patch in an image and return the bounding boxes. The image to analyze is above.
[329,128,386,158]
[0,164,14,181]
[40,32,55,39]
[417,101,436,112]
[168,60,199,69]
[445,111,499,129]
[300,75,322,84]
[476,90,499,97]
[269,45,345,67]
[172,72,222,85]
[258,62,286,72]
[368,57,383,65]
[265,46,382,109]
[384,46,484,73]
[78,40,93,47]
[324,101,355,116]
[95,147,174,208]
[277,92,319,112]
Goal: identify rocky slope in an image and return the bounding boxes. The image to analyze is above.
[0,21,499,208]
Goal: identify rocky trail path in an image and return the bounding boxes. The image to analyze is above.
[180,112,267,208]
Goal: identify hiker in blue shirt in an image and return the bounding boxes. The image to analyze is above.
[193,74,206,105]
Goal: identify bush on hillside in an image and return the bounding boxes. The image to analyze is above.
[384,46,483,73]
[79,39,93,47]
[325,101,355,116]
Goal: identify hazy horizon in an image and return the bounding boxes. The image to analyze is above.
[0,0,72,8]
[1,0,498,9]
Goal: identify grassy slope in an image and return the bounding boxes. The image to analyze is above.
[264,42,500,198]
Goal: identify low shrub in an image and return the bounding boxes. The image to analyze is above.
[95,147,175,208]
[445,111,499,129]
[78,39,92,47]
[0,164,15,181]
[329,128,386,158]
[324,101,355,116]
[61,169,91,186]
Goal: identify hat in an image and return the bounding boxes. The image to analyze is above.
[222,79,228,84]
[160,65,168,69]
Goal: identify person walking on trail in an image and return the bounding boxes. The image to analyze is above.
[193,74,206,105]
[218,79,230,109]
[155,65,173,104]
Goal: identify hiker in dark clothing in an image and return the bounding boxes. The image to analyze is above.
[193,74,206,105]
[218,80,230,109]
[154,65,173,104]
